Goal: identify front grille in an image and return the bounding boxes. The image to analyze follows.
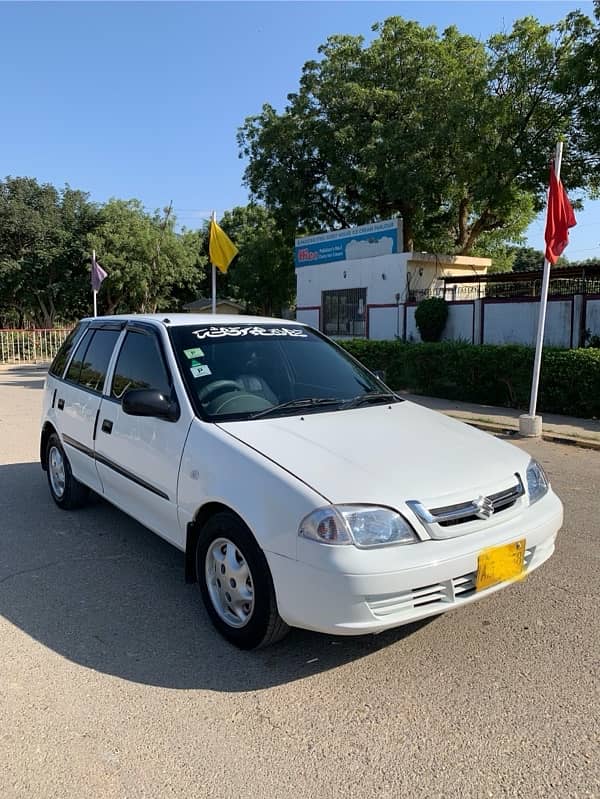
[367,547,534,618]
[430,478,524,527]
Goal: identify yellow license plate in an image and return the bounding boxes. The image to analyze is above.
[476,539,526,591]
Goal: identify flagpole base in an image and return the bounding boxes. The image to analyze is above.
[519,414,542,438]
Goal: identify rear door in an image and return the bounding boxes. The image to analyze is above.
[94,323,193,548]
[55,323,123,492]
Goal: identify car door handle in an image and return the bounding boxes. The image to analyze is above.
[101,419,113,434]
[57,398,65,410]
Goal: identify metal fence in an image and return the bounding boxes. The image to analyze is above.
[0,328,72,364]
[410,276,600,303]
[409,287,479,302]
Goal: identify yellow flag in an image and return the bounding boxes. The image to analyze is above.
[209,218,239,274]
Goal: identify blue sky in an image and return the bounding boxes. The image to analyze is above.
[1,1,598,261]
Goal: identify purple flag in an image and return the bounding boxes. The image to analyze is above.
[91,253,107,292]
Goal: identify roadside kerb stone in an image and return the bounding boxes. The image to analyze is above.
[402,393,600,452]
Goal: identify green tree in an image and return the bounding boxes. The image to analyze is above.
[508,246,570,271]
[511,246,546,272]
[194,205,295,316]
[219,205,295,316]
[567,1,600,177]
[238,13,594,256]
[0,176,99,327]
[88,200,205,315]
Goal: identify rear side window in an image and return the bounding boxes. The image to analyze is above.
[111,331,171,400]
[65,329,120,393]
[65,329,94,383]
[49,324,86,378]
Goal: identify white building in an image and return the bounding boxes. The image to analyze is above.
[295,218,490,340]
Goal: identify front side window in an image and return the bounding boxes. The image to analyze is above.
[111,331,171,400]
[65,329,120,393]
[169,323,397,421]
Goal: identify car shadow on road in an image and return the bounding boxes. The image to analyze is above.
[0,462,434,691]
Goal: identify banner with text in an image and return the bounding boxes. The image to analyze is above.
[294,218,403,268]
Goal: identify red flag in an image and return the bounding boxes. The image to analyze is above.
[544,167,576,264]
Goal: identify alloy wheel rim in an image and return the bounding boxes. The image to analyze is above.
[49,445,66,498]
[205,537,255,628]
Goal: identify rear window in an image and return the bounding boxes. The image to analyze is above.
[48,324,86,378]
[78,330,121,392]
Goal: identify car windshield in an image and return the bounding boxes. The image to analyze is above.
[168,323,400,421]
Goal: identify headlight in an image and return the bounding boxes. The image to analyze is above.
[526,459,549,504]
[298,505,419,548]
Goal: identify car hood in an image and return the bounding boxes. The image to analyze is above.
[217,401,530,509]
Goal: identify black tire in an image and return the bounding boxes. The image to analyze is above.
[195,511,289,649]
[45,433,89,510]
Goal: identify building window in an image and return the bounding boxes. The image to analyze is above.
[322,288,367,338]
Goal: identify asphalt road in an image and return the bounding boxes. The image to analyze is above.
[0,364,598,799]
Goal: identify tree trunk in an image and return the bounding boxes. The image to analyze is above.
[104,288,120,316]
[455,196,471,251]
[35,295,54,329]
[402,216,414,252]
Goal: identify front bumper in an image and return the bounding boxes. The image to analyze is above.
[266,491,563,635]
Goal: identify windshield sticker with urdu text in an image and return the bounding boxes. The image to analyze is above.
[192,326,308,340]
[190,364,212,378]
[184,347,205,359]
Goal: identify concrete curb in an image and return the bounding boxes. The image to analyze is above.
[443,412,600,452]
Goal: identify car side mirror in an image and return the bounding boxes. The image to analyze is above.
[122,389,180,422]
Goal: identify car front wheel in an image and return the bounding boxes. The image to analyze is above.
[195,511,289,649]
[45,433,89,509]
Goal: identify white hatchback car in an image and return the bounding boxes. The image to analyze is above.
[41,314,563,648]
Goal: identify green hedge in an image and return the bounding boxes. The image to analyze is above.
[340,340,600,419]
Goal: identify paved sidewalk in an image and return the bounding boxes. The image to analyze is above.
[1,362,598,450]
[404,393,600,450]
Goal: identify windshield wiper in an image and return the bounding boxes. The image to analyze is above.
[249,397,343,420]
[341,391,401,410]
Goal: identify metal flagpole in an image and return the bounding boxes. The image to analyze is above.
[520,141,563,436]
[211,211,217,314]
[93,249,98,317]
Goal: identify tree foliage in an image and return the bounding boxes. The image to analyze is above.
[217,205,295,316]
[88,200,204,315]
[0,178,205,325]
[567,0,600,181]
[238,13,597,256]
[192,205,295,316]
[508,246,571,271]
[0,177,99,326]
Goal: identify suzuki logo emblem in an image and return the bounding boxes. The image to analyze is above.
[474,495,495,520]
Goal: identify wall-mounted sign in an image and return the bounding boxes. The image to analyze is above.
[294,218,403,268]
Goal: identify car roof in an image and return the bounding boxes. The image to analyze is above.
[79,313,304,328]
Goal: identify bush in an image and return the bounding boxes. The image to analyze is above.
[414,297,448,341]
[340,340,600,419]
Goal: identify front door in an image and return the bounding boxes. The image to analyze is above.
[94,326,192,548]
